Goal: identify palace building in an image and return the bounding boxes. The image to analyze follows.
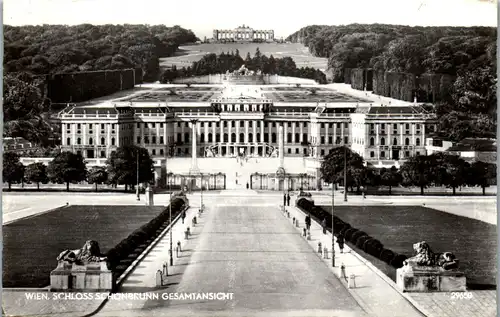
[213,25,274,42]
[57,74,436,190]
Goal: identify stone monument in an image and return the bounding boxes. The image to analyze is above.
[396,241,465,292]
[50,240,114,291]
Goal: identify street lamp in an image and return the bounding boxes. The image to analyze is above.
[332,176,335,267]
[136,151,140,201]
[169,191,173,266]
[344,145,348,202]
[200,173,204,212]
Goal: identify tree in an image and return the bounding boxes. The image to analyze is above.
[106,145,154,191]
[25,162,48,190]
[320,146,365,188]
[380,166,401,194]
[47,151,87,191]
[399,155,435,195]
[467,161,496,195]
[87,166,108,192]
[432,153,468,195]
[3,152,25,190]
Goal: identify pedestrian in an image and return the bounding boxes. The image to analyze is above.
[286,193,290,206]
[321,218,326,234]
[283,193,286,207]
[181,210,186,224]
[305,215,311,231]
[337,233,345,254]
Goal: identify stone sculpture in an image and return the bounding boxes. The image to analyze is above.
[403,241,459,270]
[57,240,107,265]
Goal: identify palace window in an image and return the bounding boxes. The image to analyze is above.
[67,124,71,129]
[223,133,228,142]
[152,149,156,156]
[77,123,81,129]
[416,138,421,146]
[89,124,93,130]
[370,151,375,158]
[288,148,292,154]
[264,134,269,142]
[344,136,348,144]
[208,133,213,142]
[303,133,308,143]
[405,138,410,146]
[240,121,244,127]
[185,148,188,154]
[405,151,410,157]
[67,138,71,145]
[337,123,341,129]
[111,138,115,146]
[304,122,307,128]
[271,133,277,143]
[321,136,325,144]
[303,148,307,155]
[160,136,164,144]
[231,133,236,142]
[239,133,244,142]
[295,133,300,143]
[393,123,398,130]
[288,122,291,128]
[101,138,105,145]
[101,124,105,129]
[295,148,299,154]
[216,122,220,128]
[152,136,157,144]
[381,123,385,129]
[328,136,332,144]
[249,133,253,142]
[137,137,141,144]
[177,122,181,127]
[321,149,325,156]
[151,123,155,128]
[329,123,333,128]
[321,123,325,128]
[100,151,105,158]
[249,121,253,128]
[185,122,189,127]
[380,137,385,146]
[223,121,227,128]
[177,133,181,142]
[287,133,292,143]
[184,133,190,143]
[272,122,276,128]
[160,149,164,155]
[112,124,115,130]
[381,151,385,158]
[296,122,299,127]
[370,137,375,146]
[145,137,149,144]
[406,123,410,130]
[256,133,260,141]
[231,121,235,128]
[257,122,260,128]
[416,151,421,156]
[393,138,398,145]
[200,134,205,143]
[77,138,81,145]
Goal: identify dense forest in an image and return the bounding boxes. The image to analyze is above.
[4,24,198,81]
[287,24,497,142]
[3,24,198,144]
[161,48,327,84]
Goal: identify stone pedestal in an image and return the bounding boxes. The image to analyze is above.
[50,262,113,291]
[396,265,466,292]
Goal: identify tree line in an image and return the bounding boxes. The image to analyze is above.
[4,24,198,81]
[320,147,496,196]
[161,48,327,84]
[286,24,497,142]
[3,146,155,192]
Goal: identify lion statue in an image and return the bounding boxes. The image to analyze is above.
[57,240,107,265]
[403,241,458,270]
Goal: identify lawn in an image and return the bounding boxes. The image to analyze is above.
[319,205,497,288]
[3,205,165,288]
[160,43,328,70]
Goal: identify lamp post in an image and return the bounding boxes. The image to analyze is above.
[332,177,335,267]
[169,191,173,266]
[200,173,203,211]
[344,146,348,202]
[136,151,140,201]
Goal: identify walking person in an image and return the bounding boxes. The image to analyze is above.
[321,218,327,234]
[337,233,345,254]
[181,210,186,224]
[283,193,286,207]
[286,192,290,206]
[305,215,311,231]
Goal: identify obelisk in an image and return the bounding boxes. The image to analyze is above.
[279,125,284,168]
[189,120,200,174]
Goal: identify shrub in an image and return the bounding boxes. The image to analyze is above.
[339,225,352,236]
[379,249,396,264]
[356,236,370,249]
[364,238,384,257]
[344,228,358,241]
[390,254,408,268]
[350,231,368,244]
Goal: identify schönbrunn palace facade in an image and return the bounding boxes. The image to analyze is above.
[57,78,436,190]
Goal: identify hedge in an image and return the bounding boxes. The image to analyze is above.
[106,197,187,277]
[296,197,407,269]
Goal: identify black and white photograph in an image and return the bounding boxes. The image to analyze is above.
[1,0,498,316]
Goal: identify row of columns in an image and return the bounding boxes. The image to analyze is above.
[214,30,274,40]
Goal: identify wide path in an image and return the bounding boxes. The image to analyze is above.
[96,191,368,317]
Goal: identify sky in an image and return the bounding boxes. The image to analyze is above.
[2,0,497,39]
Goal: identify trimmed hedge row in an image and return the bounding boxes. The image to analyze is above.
[106,197,188,278]
[296,198,407,268]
